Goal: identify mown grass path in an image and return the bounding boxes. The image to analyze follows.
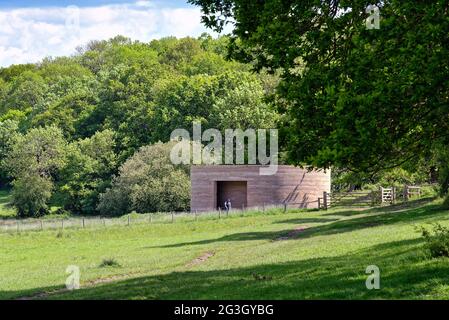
[1,198,448,300]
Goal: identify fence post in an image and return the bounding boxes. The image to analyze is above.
[283,203,287,213]
[323,191,328,210]
[318,198,321,210]
[391,187,395,204]
[403,185,408,202]
[171,212,174,223]
[262,203,265,212]
[218,208,221,219]
[40,220,43,231]
[82,218,85,229]
[128,215,130,226]
[194,210,197,221]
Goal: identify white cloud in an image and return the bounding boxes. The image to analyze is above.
[0,1,225,67]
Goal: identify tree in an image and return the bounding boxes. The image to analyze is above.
[0,63,37,82]
[434,145,449,196]
[0,120,19,185]
[182,51,243,76]
[91,60,166,158]
[150,73,219,142]
[59,130,117,214]
[151,71,278,142]
[212,75,279,130]
[97,142,190,215]
[31,87,99,140]
[11,174,53,217]
[159,37,203,68]
[4,71,47,113]
[5,126,67,179]
[0,35,284,215]
[38,57,93,81]
[190,1,449,177]
[5,126,67,216]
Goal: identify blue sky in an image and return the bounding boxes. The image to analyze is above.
[0,0,225,67]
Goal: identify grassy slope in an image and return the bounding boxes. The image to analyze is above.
[0,198,448,300]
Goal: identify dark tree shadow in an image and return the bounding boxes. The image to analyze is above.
[274,217,339,224]
[322,197,437,217]
[148,200,446,249]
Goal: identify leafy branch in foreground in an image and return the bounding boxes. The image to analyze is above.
[418,223,449,259]
[190,0,449,176]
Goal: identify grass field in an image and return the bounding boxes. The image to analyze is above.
[1,198,449,300]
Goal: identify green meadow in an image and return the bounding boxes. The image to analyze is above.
[1,198,448,300]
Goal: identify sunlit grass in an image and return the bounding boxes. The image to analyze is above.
[0,198,448,300]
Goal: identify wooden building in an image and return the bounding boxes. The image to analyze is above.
[190,165,331,211]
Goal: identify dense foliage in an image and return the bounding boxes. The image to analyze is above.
[5,126,66,216]
[190,0,449,179]
[0,35,279,216]
[98,142,191,216]
[419,223,449,259]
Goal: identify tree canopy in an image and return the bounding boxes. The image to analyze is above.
[0,34,280,216]
[190,0,449,176]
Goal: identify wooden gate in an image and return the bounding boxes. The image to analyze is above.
[319,190,377,209]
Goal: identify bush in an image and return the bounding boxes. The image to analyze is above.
[130,170,190,213]
[11,174,53,217]
[418,223,449,258]
[97,141,190,215]
[99,258,120,268]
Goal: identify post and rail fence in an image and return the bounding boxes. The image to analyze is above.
[318,185,423,210]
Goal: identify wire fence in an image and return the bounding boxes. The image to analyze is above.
[0,203,311,234]
[1,185,434,234]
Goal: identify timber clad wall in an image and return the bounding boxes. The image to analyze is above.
[191,165,331,212]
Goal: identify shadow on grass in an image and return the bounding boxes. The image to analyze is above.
[5,237,448,300]
[151,200,447,249]
[323,197,437,217]
[274,217,340,224]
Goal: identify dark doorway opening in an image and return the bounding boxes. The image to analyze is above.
[216,181,247,210]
